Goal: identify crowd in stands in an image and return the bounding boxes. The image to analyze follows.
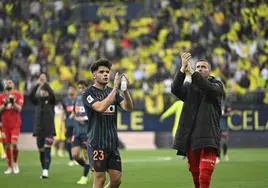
[0,0,267,113]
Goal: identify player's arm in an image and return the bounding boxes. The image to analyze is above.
[223,106,232,116]
[171,53,191,101]
[69,99,76,119]
[83,73,121,112]
[119,90,133,112]
[12,103,22,112]
[73,104,88,122]
[43,83,56,105]
[0,105,5,112]
[72,98,87,122]
[226,107,232,115]
[29,84,40,104]
[192,72,224,97]
[89,88,118,112]
[61,101,68,120]
[12,93,24,112]
[0,96,5,112]
[75,115,88,122]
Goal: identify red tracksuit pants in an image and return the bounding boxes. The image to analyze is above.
[187,147,217,188]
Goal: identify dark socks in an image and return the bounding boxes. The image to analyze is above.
[83,164,90,177]
[75,157,90,177]
[6,147,12,167]
[66,142,73,161]
[13,145,19,163]
[223,144,227,155]
[76,158,85,167]
[39,151,45,169]
[44,147,51,170]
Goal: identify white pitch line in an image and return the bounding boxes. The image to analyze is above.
[125,157,173,163]
[0,157,175,167]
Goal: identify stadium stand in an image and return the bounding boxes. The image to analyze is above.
[0,0,267,113]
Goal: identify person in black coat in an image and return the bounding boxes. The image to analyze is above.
[171,53,225,188]
[29,73,56,179]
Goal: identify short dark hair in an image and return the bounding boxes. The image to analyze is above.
[77,80,88,87]
[91,58,112,73]
[5,78,16,88]
[196,59,211,70]
[5,77,15,83]
[40,72,49,81]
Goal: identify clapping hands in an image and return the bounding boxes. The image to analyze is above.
[114,72,121,89]
[180,52,194,74]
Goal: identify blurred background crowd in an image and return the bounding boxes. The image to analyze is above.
[0,0,267,114]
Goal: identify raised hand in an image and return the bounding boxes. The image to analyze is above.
[180,52,192,73]
[185,59,194,75]
[120,74,128,91]
[38,77,44,86]
[113,72,121,89]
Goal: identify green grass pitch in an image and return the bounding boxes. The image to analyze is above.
[0,149,268,188]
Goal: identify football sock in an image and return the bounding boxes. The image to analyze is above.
[13,145,19,163]
[77,158,85,167]
[83,164,90,177]
[66,142,73,161]
[6,147,12,167]
[44,147,51,170]
[223,144,227,155]
[39,151,45,169]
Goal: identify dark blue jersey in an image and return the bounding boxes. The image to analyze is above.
[62,97,76,127]
[220,102,232,131]
[82,86,124,150]
[73,94,88,136]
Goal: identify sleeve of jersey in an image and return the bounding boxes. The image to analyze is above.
[16,93,24,106]
[192,72,224,97]
[82,89,99,108]
[43,84,56,105]
[72,98,77,114]
[116,92,124,105]
[0,95,4,106]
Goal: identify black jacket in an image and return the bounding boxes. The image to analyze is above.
[29,83,56,137]
[171,71,225,156]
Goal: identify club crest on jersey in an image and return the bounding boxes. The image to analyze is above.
[103,105,115,115]
[87,95,94,103]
